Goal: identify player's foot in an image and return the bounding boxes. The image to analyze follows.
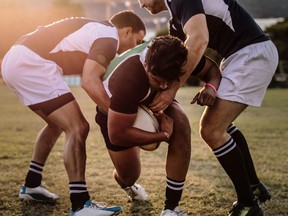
[19,185,59,202]
[70,200,122,216]
[160,206,187,216]
[251,182,271,203]
[122,183,148,201]
[228,198,263,216]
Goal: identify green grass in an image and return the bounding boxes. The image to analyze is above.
[0,81,287,216]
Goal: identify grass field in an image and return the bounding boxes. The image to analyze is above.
[0,82,287,216]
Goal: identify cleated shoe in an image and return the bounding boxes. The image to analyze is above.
[228,198,263,216]
[70,200,122,216]
[123,183,148,201]
[160,206,188,216]
[19,185,59,202]
[251,182,271,203]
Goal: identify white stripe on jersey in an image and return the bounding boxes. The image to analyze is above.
[50,22,118,54]
[202,0,235,32]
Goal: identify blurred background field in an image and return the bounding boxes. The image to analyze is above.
[0,82,287,216]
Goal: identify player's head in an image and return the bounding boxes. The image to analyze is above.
[145,35,187,90]
[138,0,167,15]
[110,10,146,34]
[110,10,146,54]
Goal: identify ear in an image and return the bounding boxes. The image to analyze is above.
[123,26,133,36]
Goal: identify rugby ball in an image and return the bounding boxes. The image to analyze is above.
[133,105,161,151]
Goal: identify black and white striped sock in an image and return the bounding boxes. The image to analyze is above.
[70,181,90,211]
[25,160,43,188]
[213,138,254,205]
[164,177,185,210]
[227,124,260,185]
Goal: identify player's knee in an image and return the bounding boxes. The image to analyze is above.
[200,125,223,148]
[174,117,191,143]
[119,172,140,187]
[78,119,90,140]
[170,108,191,140]
[68,119,90,144]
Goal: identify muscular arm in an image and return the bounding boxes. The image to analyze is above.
[108,109,169,147]
[149,14,209,112]
[194,57,221,87]
[180,14,209,86]
[190,56,221,106]
[81,59,110,112]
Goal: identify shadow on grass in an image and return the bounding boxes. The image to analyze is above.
[129,200,155,216]
[20,200,58,216]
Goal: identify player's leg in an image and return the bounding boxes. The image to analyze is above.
[43,99,91,211]
[200,98,262,215]
[202,41,278,214]
[46,98,122,215]
[20,112,63,201]
[2,46,65,202]
[161,101,191,214]
[108,148,141,188]
[95,108,147,201]
[46,99,89,181]
[31,113,63,165]
[226,124,271,203]
[108,148,148,201]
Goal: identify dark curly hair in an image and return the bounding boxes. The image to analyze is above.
[145,35,187,81]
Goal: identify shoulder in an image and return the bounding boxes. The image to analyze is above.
[170,0,204,26]
[84,21,118,40]
[108,55,149,109]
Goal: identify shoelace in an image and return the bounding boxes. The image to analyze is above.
[90,200,108,208]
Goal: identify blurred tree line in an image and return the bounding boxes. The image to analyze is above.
[266,18,288,87]
[266,19,288,61]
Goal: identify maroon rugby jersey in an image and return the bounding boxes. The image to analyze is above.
[103,41,158,115]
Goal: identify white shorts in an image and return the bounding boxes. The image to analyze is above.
[1,45,71,106]
[217,40,278,107]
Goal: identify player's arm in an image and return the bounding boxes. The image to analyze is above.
[108,109,172,147]
[149,14,209,112]
[190,56,221,106]
[82,59,110,111]
[180,14,209,86]
[82,38,117,112]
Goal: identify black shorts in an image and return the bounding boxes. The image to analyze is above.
[95,107,131,152]
[29,92,75,115]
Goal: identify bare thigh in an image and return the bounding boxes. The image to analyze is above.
[200,98,247,149]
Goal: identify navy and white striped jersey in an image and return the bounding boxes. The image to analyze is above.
[166,0,270,58]
[16,17,119,74]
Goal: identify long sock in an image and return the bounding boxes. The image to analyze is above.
[213,138,254,206]
[25,161,43,188]
[70,182,90,212]
[227,124,260,185]
[164,177,185,210]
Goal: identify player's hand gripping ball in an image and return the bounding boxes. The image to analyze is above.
[133,105,161,151]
